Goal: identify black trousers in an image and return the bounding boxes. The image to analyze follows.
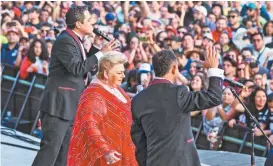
[32,112,73,166]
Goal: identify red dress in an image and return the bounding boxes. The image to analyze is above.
[67,83,137,166]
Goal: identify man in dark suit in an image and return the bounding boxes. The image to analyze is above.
[32,6,118,166]
[131,45,224,166]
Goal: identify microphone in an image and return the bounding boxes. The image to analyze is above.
[224,77,245,88]
[93,28,111,41]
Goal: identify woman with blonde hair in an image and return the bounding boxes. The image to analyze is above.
[67,51,137,166]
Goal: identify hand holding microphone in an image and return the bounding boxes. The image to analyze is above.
[93,28,120,53]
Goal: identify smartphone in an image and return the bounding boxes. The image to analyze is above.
[138,36,147,42]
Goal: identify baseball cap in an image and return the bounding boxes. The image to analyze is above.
[247,2,257,10]
[139,63,151,73]
[193,5,207,16]
[105,13,116,22]
[6,27,19,35]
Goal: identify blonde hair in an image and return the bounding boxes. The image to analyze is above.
[97,51,127,79]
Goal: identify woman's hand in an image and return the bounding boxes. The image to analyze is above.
[228,119,236,128]
[104,151,121,165]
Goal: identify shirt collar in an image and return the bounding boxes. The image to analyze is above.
[72,30,83,41]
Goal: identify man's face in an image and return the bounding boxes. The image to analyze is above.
[30,11,39,20]
[252,34,264,51]
[78,10,93,35]
[223,61,234,76]
[208,14,216,23]
[41,11,49,22]
[183,36,194,49]
[160,7,168,18]
[40,26,50,37]
[250,67,259,76]
[216,19,226,32]
[247,8,255,17]
[7,32,19,44]
[254,74,263,86]
[193,10,203,20]
[202,27,211,36]
[228,13,239,25]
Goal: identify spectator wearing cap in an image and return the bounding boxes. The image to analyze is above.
[227,9,245,35]
[212,17,232,43]
[193,5,216,31]
[137,63,152,88]
[170,36,182,50]
[242,2,267,29]
[241,2,270,21]
[104,12,117,34]
[1,27,20,66]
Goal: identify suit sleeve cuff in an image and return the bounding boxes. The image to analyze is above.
[95,51,103,61]
[207,68,224,79]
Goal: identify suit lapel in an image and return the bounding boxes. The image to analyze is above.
[65,28,85,60]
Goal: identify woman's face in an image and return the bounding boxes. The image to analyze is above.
[212,6,222,17]
[190,53,200,61]
[219,33,229,45]
[107,63,125,88]
[254,90,267,109]
[266,22,273,36]
[222,88,235,105]
[34,41,42,56]
[191,76,202,91]
[158,32,168,42]
[130,37,139,50]
[189,62,197,76]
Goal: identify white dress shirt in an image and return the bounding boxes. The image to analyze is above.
[72,30,103,61]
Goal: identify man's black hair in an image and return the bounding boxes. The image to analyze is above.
[152,50,177,77]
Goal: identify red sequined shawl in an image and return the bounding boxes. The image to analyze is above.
[67,83,137,166]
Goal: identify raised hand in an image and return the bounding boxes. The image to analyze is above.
[203,43,219,69]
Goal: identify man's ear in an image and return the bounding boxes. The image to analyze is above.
[76,21,81,29]
[171,63,178,75]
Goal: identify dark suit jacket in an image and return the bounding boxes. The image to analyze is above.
[39,31,98,121]
[131,77,223,166]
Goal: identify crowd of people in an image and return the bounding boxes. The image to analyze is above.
[1,1,273,153]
